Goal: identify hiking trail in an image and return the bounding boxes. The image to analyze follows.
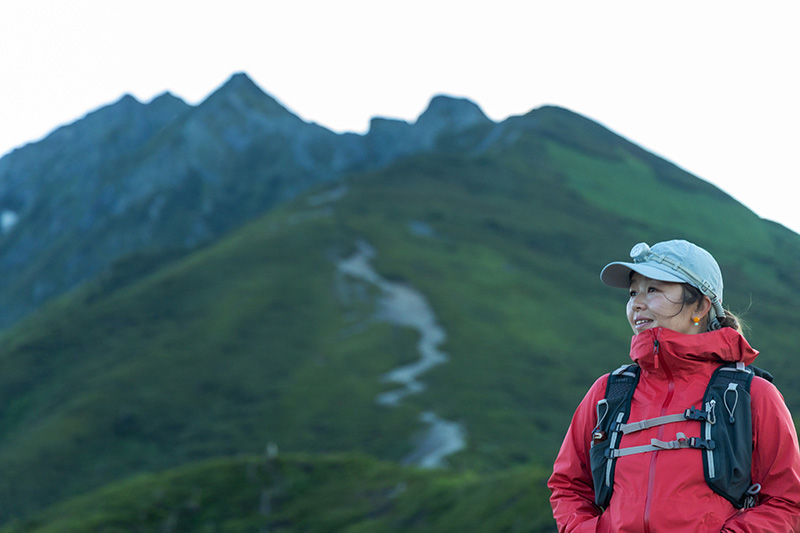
[337,240,466,468]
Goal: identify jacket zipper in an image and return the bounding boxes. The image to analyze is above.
[643,335,673,533]
[653,337,659,370]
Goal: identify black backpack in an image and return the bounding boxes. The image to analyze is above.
[589,361,772,509]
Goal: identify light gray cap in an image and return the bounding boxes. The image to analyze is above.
[600,240,726,329]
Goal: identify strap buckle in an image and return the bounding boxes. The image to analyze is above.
[685,406,708,421]
[689,437,715,450]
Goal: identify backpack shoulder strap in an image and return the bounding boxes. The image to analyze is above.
[701,362,756,508]
[589,364,640,508]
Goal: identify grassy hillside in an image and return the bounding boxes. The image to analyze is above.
[1,106,799,525]
[0,453,555,532]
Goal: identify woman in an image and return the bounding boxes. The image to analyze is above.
[548,239,800,532]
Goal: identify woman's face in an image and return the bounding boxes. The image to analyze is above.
[627,273,701,335]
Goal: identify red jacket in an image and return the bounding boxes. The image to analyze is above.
[548,327,800,532]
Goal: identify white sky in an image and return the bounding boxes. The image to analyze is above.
[2,1,798,233]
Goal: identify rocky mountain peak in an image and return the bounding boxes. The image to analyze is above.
[148,91,189,111]
[416,95,491,129]
[200,71,296,120]
[411,95,493,148]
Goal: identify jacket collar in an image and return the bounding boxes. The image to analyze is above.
[630,327,759,374]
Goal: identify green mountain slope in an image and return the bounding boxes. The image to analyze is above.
[0,453,554,532]
[1,105,798,525]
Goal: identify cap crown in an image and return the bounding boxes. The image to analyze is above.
[600,239,725,320]
[641,240,723,301]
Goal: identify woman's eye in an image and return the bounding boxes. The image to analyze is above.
[629,290,637,297]
[648,287,658,293]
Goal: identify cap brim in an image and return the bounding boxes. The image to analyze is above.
[600,261,686,288]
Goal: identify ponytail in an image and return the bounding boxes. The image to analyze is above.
[717,309,745,335]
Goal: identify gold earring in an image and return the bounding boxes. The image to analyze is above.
[692,316,701,326]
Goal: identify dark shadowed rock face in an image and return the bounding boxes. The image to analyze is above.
[415,95,491,143]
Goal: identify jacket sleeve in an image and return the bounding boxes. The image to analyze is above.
[548,376,609,532]
[721,377,800,532]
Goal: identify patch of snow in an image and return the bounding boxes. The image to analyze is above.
[1,210,19,234]
[307,184,348,207]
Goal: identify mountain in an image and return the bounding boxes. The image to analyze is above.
[0,73,489,328]
[1,73,800,528]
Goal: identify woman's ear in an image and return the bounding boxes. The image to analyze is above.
[698,295,713,318]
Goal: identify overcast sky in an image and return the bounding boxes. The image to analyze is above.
[2,1,798,233]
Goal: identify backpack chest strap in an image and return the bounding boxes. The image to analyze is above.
[607,432,715,458]
[616,402,715,435]
[617,413,688,434]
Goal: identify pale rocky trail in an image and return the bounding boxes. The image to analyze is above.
[337,240,466,468]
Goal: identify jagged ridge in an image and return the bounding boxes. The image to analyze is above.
[0,73,496,327]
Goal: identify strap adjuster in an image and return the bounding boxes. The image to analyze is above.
[685,406,708,421]
[689,437,715,450]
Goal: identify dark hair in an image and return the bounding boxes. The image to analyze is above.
[681,284,744,334]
